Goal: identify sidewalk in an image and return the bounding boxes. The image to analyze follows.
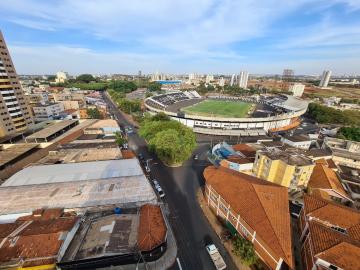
[197,189,251,270]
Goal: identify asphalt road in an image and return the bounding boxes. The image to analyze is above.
[102,92,238,270]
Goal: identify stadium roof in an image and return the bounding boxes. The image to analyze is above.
[2,159,143,186]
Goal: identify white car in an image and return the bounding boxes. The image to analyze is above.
[152,179,159,186]
[145,164,151,173]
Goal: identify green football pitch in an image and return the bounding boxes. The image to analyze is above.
[181,100,252,118]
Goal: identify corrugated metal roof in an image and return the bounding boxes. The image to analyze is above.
[2,159,143,187]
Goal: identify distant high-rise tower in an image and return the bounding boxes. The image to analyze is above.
[0,31,33,138]
[238,71,249,88]
[138,70,142,77]
[319,70,332,88]
[205,74,214,84]
[230,74,236,86]
[282,69,294,82]
[219,77,225,87]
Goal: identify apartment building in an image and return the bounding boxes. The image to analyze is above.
[204,166,293,270]
[299,194,360,270]
[32,102,65,121]
[253,149,315,189]
[0,31,33,137]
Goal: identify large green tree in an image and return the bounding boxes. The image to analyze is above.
[337,127,360,142]
[308,103,360,126]
[76,74,95,83]
[86,108,102,119]
[232,235,258,266]
[139,113,196,166]
[148,82,162,92]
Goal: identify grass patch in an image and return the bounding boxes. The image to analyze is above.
[182,100,252,118]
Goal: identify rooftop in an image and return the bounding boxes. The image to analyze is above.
[0,177,157,215]
[232,143,257,157]
[204,166,293,268]
[282,134,311,142]
[26,120,78,140]
[0,209,78,268]
[260,149,314,166]
[305,148,333,158]
[137,204,167,251]
[88,119,120,129]
[308,163,350,201]
[303,195,360,269]
[38,147,122,164]
[0,143,39,168]
[3,159,142,187]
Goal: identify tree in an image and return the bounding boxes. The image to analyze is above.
[148,82,162,92]
[115,131,127,146]
[337,127,360,142]
[232,235,258,266]
[86,108,102,119]
[139,114,196,166]
[76,74,95,83]
[117,99,142,114]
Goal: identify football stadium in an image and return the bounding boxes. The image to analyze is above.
[144,91,309,136]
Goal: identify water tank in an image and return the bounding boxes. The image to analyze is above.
[114,207,122,214]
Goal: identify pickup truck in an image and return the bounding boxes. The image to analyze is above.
[206,244,226,270]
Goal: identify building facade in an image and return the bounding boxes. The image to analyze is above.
[32,102,65,121]
[319,70,332,88]
[238,71,249,88]
[0,31,34,137]
[253,149,315,189]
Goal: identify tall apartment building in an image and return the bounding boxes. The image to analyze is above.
[0,31,33,137]
[238,71,249,88]
[253,149,315,189]
[319,70,332,88]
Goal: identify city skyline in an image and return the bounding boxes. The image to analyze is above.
[0,0,360,75]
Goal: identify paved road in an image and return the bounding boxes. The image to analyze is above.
[102,92,238,270]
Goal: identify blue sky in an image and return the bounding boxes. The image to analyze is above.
[0,0,360,75]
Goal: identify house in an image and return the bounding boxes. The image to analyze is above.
[307,163,352,204]
[299,195,360,270]
[204,166,294,270]
[281,134,312,150]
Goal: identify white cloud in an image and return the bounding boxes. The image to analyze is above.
[1,0,360,74]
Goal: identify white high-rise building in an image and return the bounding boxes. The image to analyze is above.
[205,74,214,84]
[238,71,249,88]
[55,71,68,83]
[319,70,332,88]
[289,83,305,97]
[219,77,225,87]
[230,74,236,86]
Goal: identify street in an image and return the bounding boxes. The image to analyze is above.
[102,92,238,270]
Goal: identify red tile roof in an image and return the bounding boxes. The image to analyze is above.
[232,144,257,157]
[308,164,350,200]
[0,208,78,268]
[204,166,293,268]
[303,195,360,269]
[137,205,167,252]
[303,194,360,235]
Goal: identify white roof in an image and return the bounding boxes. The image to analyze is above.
[0,177,157,215]
[2,159,143,187]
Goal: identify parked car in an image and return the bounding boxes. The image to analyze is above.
[155,185,165,198]
[206,244,226,270]
[145,164,151,173]
[194,154,199,160]
[138,153,144,161]
[152,179,159,186]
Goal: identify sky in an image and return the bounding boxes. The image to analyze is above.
[0,0,360,75]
